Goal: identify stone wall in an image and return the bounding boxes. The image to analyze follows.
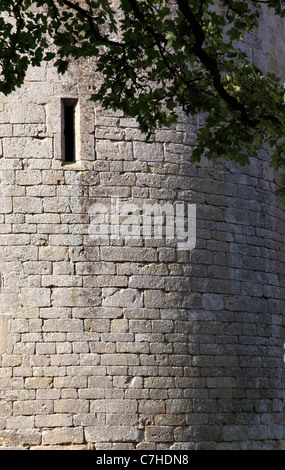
[0,5,284,450]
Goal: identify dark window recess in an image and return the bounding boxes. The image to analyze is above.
[64,104,76,162]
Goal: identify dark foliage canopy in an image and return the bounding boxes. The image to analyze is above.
[1,0,285,200]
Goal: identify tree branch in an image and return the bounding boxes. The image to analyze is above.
[59,0,125,48]
[176,0,254,124]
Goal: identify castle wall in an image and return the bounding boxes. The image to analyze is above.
[0,5,284,450]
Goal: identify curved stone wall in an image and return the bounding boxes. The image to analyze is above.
[0,5,284,450]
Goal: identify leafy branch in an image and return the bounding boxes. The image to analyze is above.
[0,0,284,202]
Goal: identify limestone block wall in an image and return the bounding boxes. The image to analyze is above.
[0,6,284,450]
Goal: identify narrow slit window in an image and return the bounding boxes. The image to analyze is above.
[63,100,77,163]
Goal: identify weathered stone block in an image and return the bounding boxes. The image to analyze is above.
[42,427,84,445]
[85,426,139,443]
[102,288,143,308]
[145,426,174,443]
[0,197,12,214]
[11,103,45,124]
[54,400,89,414]
[96,140,133,161]
[3,137,52,159]
[51,288,101,307]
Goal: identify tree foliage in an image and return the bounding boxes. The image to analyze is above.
[0,0,285,201]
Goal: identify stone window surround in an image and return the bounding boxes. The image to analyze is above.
[47,97,81,165]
